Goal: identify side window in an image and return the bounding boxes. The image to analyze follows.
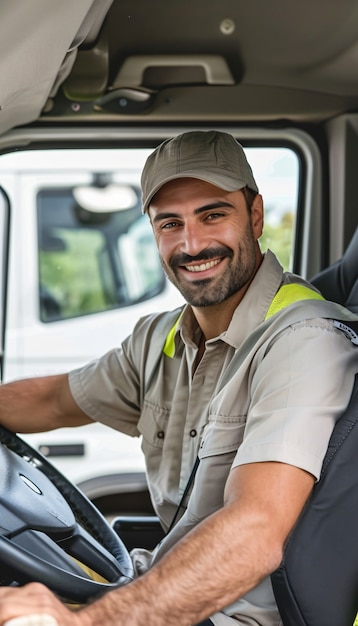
[245,147,299,270]
[37,186,164,322]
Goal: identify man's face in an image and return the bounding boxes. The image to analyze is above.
[148,178,264,308]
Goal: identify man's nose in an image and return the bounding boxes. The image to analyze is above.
[180,222,210,256]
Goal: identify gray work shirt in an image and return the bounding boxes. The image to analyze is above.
[69,250,357,625]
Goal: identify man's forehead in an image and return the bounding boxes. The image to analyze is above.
[149,176,241,209]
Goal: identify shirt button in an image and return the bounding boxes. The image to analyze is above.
[157,430,165,439]
[189,429,197,438]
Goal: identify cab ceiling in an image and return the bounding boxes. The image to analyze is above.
[1,0,358,135]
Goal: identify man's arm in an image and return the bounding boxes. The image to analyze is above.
[0,374,92,433]
[0,460,315,626]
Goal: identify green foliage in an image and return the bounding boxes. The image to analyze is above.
[260,210,294,271]
[39,229,107,320]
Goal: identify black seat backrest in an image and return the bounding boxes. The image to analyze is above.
[310,226,358,313]
[271,377,358,626]
[271,227,358,625]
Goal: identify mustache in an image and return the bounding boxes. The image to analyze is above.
[169,246,232,269]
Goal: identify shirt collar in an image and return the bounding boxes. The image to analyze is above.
[224,250,284,348]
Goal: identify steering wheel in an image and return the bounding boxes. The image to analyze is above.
[0,425,134,604]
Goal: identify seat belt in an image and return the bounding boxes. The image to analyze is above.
[167,455,200,533]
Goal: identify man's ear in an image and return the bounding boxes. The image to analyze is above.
[251,193,264,240]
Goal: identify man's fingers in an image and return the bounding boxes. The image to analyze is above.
[3,616,58,626]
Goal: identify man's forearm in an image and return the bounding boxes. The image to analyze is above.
[82,502,282,626]
[0,375,90,432]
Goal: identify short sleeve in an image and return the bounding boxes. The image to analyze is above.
[69,345,141,436]
[233,318,357,479]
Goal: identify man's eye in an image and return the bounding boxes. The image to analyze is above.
[206,212,223,220]
[161,221,179,229]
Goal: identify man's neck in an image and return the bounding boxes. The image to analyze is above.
[192,290,245,340]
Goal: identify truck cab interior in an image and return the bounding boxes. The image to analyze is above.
[0,1,357,625]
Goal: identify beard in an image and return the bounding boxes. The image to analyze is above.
[161,221,258,307]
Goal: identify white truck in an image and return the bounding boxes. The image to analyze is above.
[0,147,184,517]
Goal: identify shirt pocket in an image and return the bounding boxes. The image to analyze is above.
[198,414,247,459]
[138,399,169,448]
[184,415,247,523]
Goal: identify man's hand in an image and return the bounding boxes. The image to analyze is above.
[0,584,90,626]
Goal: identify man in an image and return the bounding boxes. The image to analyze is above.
[0,130,356,626]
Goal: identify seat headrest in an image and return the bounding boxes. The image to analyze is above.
[310,227,358,314]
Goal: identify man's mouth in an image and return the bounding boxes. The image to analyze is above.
[184,258,222,273]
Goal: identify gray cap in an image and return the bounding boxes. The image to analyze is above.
[141,130,259,213]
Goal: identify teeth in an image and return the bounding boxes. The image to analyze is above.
[185,259,221,272]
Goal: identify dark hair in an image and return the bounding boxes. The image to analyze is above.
[243,187,258,211]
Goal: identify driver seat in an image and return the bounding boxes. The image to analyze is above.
[271,227,358,626]
[309,226,358,314]
[271,377,358,626]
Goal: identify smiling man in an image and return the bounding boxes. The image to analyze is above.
[0,131,357,626]
[149,177,263,336]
